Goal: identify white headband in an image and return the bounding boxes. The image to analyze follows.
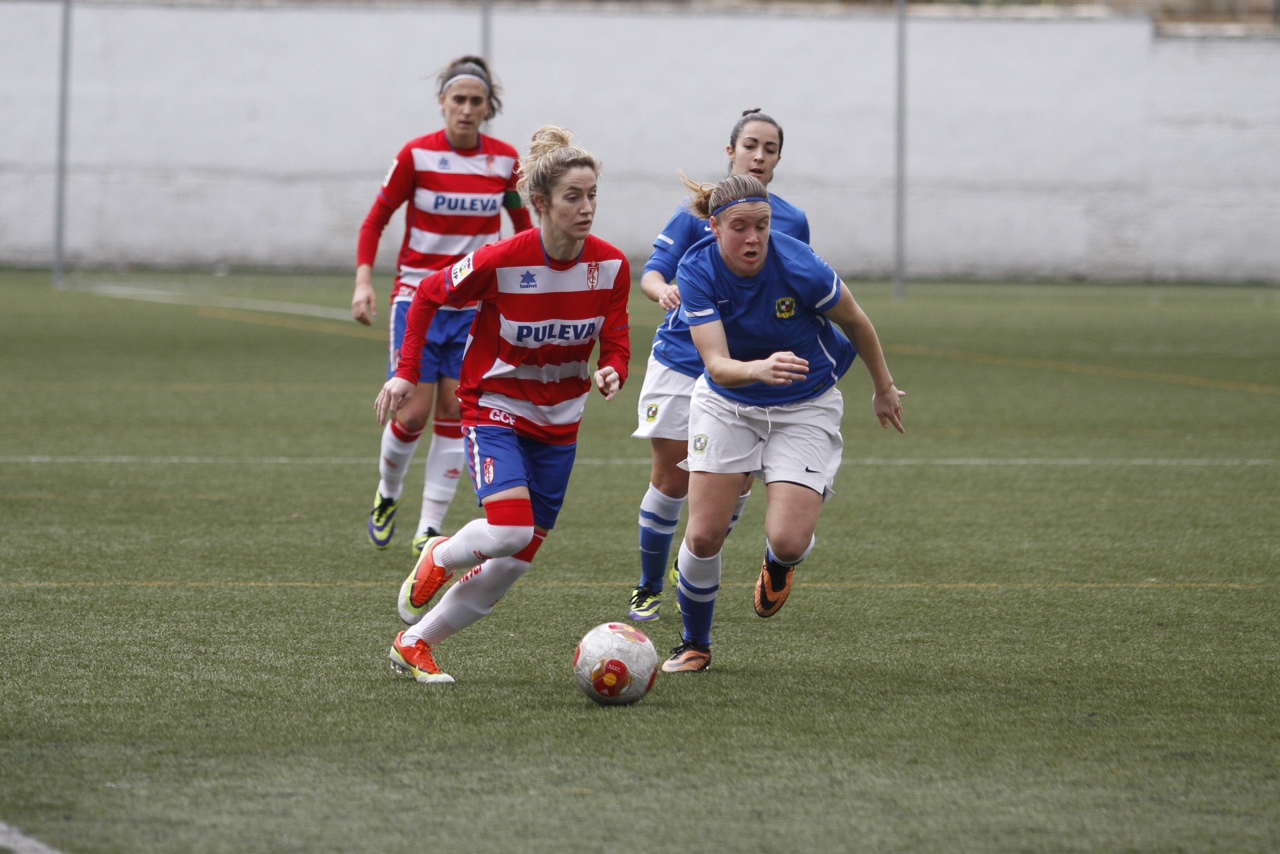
[442,73,490,95]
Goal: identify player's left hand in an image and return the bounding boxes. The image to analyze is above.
[657,284,682,312]
[594,367,621,401]
[873,385,906,433]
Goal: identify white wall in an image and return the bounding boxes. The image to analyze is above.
[2,1,1278,281]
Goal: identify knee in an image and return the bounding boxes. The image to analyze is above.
[649,442,689,499]
[398,411,429,433]
[683,529,724,559]
[486,524,536,557]
[482,497,536,557]
[768,533,815,566]
[650,466,689,500]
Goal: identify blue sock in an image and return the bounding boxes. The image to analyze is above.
[675,542,720,647]
[637,485,685,590]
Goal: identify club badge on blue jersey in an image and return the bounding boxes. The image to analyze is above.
[775,297,796,319]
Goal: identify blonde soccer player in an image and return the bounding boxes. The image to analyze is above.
[375,127,631,683]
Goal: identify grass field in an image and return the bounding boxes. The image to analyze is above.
[1,268,1277,853]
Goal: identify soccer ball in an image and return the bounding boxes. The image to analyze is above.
[573,622,659,706]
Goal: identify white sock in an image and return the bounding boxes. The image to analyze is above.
[406,554,532,645]
[436,516,535,572]
[677,541,723,593]
[419,432,464,534]
[376,421,421,500]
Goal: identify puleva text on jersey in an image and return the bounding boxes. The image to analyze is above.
[431,194,500,214]
[514,321,599,344]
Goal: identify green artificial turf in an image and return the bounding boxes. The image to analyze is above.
[1,269,1277,853]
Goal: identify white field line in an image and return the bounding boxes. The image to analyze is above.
[0,822,65,854]
[0,456,1275,467]
[84,284,350,321]
[2,579,1264,591]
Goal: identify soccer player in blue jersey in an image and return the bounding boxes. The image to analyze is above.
[628,110,810,622]
[660,172,905,673]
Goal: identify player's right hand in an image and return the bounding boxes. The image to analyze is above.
[375,378,414,426]
[352,280,377,326]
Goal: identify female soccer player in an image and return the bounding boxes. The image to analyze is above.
[627,110,809,622]
[661,172,905,673]
[353,55,533,559]
[375,126,631,684]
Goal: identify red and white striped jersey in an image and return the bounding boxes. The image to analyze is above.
[357,130,532,303]
[396,229,632,445]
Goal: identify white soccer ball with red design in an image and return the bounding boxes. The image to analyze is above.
[573,622,659,706]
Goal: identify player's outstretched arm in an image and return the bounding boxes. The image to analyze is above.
[826,284,905,433]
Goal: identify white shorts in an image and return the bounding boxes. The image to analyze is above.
[631,354,697,441]
[683,375,844,500]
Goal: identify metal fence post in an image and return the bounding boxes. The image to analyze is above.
[892,0,908,300]
[53,0,73,289]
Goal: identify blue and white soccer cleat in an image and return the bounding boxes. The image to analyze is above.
[367,491,400,549]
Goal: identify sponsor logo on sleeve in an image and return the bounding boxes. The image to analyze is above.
[450,253,475,288]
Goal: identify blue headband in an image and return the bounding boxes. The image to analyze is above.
[711,196,768,217]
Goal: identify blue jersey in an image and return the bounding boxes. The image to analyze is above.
[645,194,810,378]
[678,231,856,406]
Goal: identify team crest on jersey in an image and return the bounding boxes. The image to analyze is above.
[775,297,796,319]
[692,434,709,455]
[483,456,495,485]
[586,262,600,290]
[519,270,538,289]
[450,253,475,288]
[645,404,659,422]
[437,156,450,170]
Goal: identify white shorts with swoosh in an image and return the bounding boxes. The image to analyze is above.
[682,375,843,501]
